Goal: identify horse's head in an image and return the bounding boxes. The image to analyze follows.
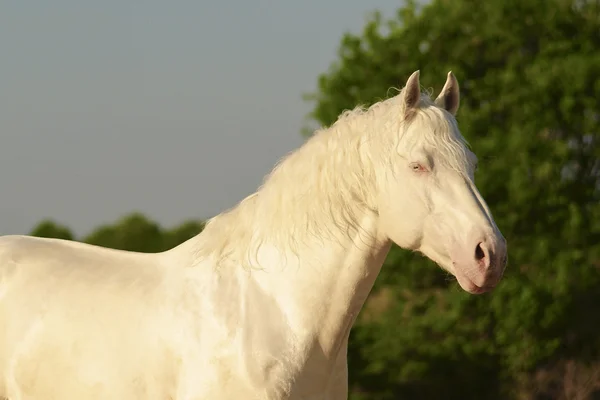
[376,71,506,294]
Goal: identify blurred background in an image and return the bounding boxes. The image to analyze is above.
[2,0,600,399]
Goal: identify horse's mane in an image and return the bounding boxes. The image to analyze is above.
[191,90,470,269]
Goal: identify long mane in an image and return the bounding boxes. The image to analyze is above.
[191,90,470,269]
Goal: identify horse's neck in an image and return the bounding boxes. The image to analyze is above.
[177,121,390,363]
[177,206,390,362]
[248,209,391,360]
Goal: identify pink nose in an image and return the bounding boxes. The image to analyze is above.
[451,232,507,294]
[475,242,489,268]
[474,236,507,271]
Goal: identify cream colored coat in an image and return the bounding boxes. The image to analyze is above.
[0,71,506,399]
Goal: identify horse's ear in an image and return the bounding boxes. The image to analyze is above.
[401,70,421,117]
[434,71,460,115]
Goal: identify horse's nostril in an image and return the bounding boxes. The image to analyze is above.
[475,243,485,261]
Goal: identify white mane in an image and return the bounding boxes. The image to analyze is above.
[192,90,470,269]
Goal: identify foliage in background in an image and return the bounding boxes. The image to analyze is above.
[30,215,204,253]
[28,0,600,398]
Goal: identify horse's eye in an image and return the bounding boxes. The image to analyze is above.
[410,163,428,173]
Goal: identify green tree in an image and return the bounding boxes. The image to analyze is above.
[305,0,600,398]
[81,213,205,253]
[83,213,165,253]
[30,220,74,240]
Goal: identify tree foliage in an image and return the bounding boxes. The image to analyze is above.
[29,213,204,254]
[30,220,74,241]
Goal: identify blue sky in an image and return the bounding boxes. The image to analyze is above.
[0,0,403,237]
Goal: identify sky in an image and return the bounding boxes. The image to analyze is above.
[0,0,403,237]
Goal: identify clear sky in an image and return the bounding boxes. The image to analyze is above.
[0,0,402,237]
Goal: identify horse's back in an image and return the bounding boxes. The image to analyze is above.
[0,235,305,399]
[0,235,180,399]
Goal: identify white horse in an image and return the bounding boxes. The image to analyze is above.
[0,71,507,399]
